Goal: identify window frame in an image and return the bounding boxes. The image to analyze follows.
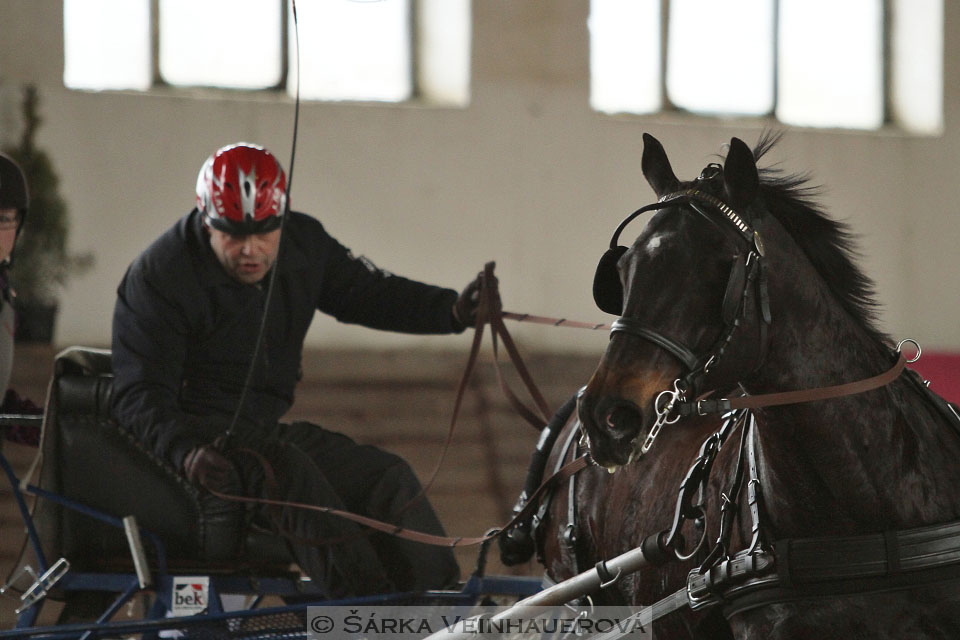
[601,0,930,132]
[89,0,461,105]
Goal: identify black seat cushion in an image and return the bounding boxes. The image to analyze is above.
[35,347,292,573]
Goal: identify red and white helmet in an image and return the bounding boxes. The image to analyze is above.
[196,143,287,235]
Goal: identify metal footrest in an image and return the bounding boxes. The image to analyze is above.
[0,557,71,614]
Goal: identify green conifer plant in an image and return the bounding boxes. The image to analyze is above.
[4,85,92,339]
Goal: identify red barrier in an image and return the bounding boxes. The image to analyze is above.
[910,352,960,405]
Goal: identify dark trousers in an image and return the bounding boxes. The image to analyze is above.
[227,421,460,598]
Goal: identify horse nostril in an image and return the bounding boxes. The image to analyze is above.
[602,400,643,437]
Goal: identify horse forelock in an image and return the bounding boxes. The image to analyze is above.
[746,133,891,349]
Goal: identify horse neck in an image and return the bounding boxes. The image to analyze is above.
[745,283,890,397]
[737,234,960,533]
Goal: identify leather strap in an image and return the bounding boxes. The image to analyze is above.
[209,455,589,548]
[722,519,960,618]
[478,263,554,430]
[610,318,700,371]
[684,354,907,416]
[501,311,609,331]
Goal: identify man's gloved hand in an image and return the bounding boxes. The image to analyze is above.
[182,444,236,492]
[453,271,497,329]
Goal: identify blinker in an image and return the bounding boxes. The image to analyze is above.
[593,245,628,315]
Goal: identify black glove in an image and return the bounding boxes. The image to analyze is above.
[183,444,237,492]
[453,271,498,329]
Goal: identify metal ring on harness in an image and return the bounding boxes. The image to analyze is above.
[673,510,710,562]
[896,338,922,363]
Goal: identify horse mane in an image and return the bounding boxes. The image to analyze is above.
[747,132,890,347]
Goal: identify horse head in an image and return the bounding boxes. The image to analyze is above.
[579,134,771,469]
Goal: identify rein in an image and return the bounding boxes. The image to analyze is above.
[207,261,597,548]
[206,454,588,548]
[681,351,908,417]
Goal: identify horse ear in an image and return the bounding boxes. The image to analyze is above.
[722,137,759,210]
[642,133,679,197]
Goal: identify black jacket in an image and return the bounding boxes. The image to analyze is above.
[111,209,460,468]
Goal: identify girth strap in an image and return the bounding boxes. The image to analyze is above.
[776,519,960,587]
[721,519,960,618]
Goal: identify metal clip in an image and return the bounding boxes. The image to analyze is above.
[641,380,683,454]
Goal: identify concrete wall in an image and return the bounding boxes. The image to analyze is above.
[1,0,958,355]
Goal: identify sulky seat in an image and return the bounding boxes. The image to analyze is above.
[33,346,294,575]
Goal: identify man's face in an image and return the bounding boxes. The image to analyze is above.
[0,208,19,264]
[207,226,281,284]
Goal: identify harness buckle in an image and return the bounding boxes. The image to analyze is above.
[702,355,716,375]
[687,549,776,611]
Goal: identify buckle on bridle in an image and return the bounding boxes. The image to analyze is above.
[697,400,711,416]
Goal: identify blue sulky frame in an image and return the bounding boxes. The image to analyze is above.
[0,416,541,638]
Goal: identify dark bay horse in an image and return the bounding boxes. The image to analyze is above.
[573,133,960,639]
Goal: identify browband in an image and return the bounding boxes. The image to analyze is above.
[608,189,764,256]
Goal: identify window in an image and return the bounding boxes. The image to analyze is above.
[159,0,282,90]
[589,0,943,134]
[63,0,470,106]
[63,0,152,91]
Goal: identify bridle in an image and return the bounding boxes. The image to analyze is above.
[594,170,772,453]
[593,170,911,455]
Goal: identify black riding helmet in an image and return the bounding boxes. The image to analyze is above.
[0,152,29,266]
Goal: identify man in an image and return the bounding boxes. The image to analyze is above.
[0,152,41,446]
[112,142,480,598]
[0,153,27,396]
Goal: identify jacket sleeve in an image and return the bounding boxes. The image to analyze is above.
[110,264,214,470]
[314,231,462,334]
